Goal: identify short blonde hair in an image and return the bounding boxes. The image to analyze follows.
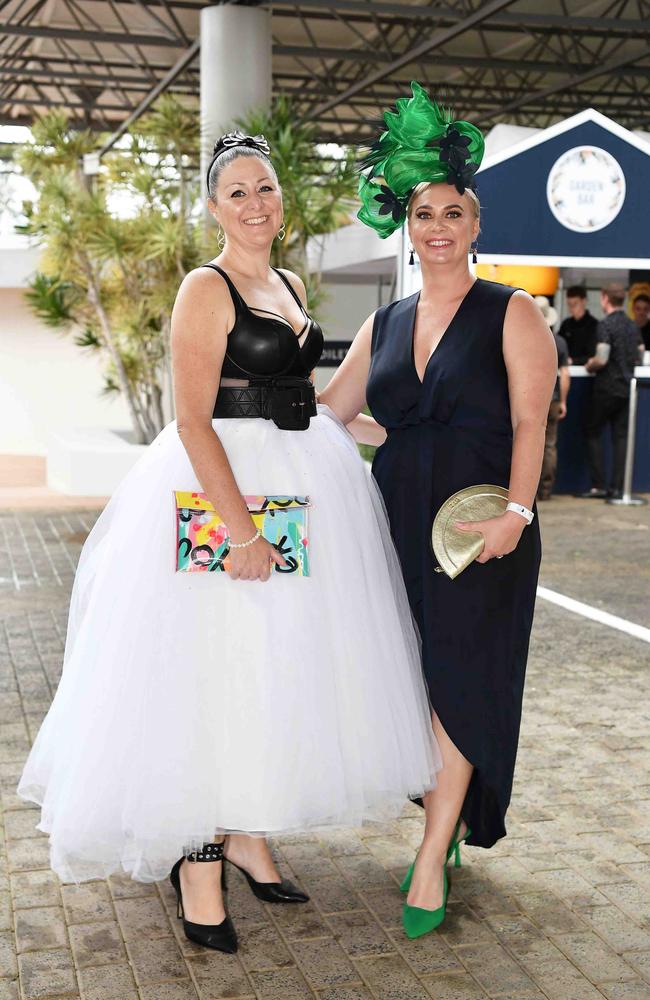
[407,182,481,220]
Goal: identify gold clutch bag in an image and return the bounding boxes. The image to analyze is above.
[431,484,509,579]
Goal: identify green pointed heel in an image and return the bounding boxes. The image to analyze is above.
[449,822,472,869]
[402,868,449,939]
[400,860,415,893]
[400,819,472,893]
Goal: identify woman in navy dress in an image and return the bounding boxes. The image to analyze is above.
[322,84,556,938]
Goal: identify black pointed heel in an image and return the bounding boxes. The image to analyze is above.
[225,857,309,904]
[169,842,238,953]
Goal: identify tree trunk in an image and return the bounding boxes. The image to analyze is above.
[83,263,150,444]
[161,314,175,423]
[153,382,165,433]
[178,150,188,223]
[137,348,163,440]
[139,389,159,441]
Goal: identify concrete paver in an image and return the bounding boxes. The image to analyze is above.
[0,497,649,999]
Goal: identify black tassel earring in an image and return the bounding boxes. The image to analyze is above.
[408,246,415,266]
[471,242,478,264]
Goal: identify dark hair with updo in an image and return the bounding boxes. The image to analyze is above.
[207,146,278,201]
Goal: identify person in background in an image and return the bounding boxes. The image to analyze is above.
[558,285,598,364]
[581,283,644,499]
[632,293,650,351]
[534,297,570,501]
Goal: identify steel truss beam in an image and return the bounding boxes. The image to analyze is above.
[3,40,650,84]
[0,94,127,111]
[273,45,650,79]
[59,0,647,39]
[5,63,648,110]
[5,53,649,89]
[0,65,196,90]
[2,0,648,136]
[286,90,650,115]
[479,45,650,124]
[97,37,199,153]
[0,22,185,45]
[0,52,192,74]
[303,0,520,120]
[268,0,648,38]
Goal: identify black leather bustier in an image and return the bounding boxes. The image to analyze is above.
[201,263,324,379]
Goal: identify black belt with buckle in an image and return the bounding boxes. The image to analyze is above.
[212,377,317,431]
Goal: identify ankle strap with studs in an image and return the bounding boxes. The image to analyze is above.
[185,842,225,863]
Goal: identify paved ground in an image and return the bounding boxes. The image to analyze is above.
[0,496,649,1000]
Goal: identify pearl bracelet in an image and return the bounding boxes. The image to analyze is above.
[228,528,261,550]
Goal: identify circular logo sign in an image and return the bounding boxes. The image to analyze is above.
[546,146,625,233]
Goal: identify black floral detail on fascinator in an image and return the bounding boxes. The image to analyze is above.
[445,159,479,195]
[374,187,411,224]
[438,128,472,168]
[438,127,478,193]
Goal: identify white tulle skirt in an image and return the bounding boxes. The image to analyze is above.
[18,406,440,883]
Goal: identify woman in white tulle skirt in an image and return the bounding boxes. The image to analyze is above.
[18,133,440,953]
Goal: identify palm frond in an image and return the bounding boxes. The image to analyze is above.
[24,273,77,328]
[74,326,102,350]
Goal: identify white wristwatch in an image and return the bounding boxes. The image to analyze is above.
[506,501,535,525]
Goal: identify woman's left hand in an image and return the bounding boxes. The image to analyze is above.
[455,511,526,564]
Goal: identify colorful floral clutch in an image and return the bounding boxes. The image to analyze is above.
[174,492,311,576]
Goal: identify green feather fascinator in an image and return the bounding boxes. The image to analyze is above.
[357,82,485,238]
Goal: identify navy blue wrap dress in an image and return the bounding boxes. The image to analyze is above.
[366,278,541,848]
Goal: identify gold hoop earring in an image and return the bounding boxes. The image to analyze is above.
[217,226,225,250]
[277,222,286,242]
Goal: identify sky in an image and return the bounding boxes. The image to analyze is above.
[0,125,36,236]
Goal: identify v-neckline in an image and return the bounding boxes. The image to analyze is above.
[248,305,311,345]
[411,279,479,385]
[204,263,310,342]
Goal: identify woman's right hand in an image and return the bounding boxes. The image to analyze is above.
[227,536,287,581]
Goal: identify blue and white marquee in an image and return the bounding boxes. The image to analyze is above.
[475,108,650,269]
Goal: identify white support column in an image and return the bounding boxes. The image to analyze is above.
[200,5,272,207]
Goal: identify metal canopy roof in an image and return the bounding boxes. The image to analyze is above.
[1,0,650,142]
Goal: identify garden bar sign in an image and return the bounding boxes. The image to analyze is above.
[546,146,626,233]
[474,109,650,269]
